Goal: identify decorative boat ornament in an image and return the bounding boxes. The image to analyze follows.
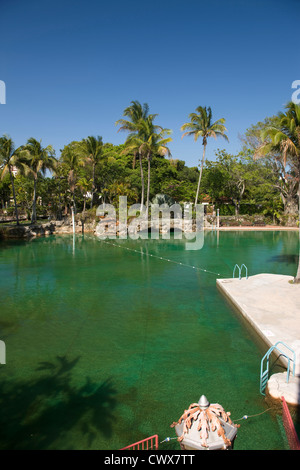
[171,395,239,450]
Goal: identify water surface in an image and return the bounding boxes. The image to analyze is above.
[0,230,298,449]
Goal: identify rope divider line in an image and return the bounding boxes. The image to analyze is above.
[99,239,227,278]
[159,408,273,444]
[233,407,273,422]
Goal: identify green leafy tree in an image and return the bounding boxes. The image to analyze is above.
[243,116,298,215]
[255,102,300,282]
[0,173,11,210]
[0,135,29,225]
[52,162,70,220]
[60,143,84,213]
[134,115,172,214]
[107,180,138,205]
[14,174,34,219]
[77,176,93,214]
[202,150,278,216]
[116,101,150,209]
[181,106,228,205]
[23,138,56,224]
[79,136,103,208]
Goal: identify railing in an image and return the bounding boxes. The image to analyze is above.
[260,341,296,395]
[121,434,159,451]
[233,264,248,280]
[281,396,300,450]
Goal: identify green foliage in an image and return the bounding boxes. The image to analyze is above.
[1,101,299,229]
[202,149,280,216]
[181,105,228,204]
[0,173,11,209]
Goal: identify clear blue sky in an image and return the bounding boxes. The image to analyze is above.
[0,0,299,168]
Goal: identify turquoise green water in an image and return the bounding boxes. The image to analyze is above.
[0,230,298,450]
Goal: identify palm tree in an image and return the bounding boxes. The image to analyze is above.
[120,133,145,211]
[77,176,93,214]
[79,136,103,208]
[135,115,172,214]
[116,101,150,210]
[0,135,28,225]
[60,146,83,214]
[181,106,229,205]
[255,102,300,283]
[24,138,57,224]
[77,176,93,233]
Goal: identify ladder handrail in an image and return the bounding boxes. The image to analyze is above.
[233,264,248,280]
[240,264,248,279]
[260,341,296,395]
[233,264,241,279]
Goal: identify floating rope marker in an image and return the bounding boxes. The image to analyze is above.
[233,408,272,422]
[99,239,226,278]
[160,437,178,444]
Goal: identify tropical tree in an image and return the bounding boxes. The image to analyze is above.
[120,133,145,210]
[116,100,150,209]
[242,117,298,216]
[76,176,93,233]
[24,137,57,224]
[0,173,11,210]
[107,180,138,205]
[181,106,229,205]
[77,176,93,214]
[60,144,84,213]
[255,102,300,282]
[79,136,103,208]
[134,115,172,214]
[0,135,29,225]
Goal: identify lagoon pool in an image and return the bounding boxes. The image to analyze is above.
[0,231,298,450]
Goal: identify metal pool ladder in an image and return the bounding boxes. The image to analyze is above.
[260,341,296,395]
[233,264,248,280]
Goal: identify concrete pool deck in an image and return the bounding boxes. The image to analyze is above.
[216,273,300,405]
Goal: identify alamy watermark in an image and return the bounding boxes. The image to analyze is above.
[0,80,6,104]
[95,197,204,251]
[0,340,6,364]
[291,80,300,104]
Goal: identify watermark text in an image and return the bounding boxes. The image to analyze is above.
[0,80,6,104]
[291,80,300,104]
[96,197,204,251]
[0,340,6,364]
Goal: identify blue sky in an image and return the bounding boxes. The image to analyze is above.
[0,0,299,168]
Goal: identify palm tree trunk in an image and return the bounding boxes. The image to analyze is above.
[195,143,207,205]
[146,153,151,216]
[72,191,76,215]
[9,167,19,226]
[31,176,37,224]
[81,196,86,234]
[139,153,145,211]
[91,162,95,209]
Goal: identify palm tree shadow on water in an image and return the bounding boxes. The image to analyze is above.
[0,355,117,449]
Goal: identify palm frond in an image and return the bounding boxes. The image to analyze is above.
[181,106,228,144]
